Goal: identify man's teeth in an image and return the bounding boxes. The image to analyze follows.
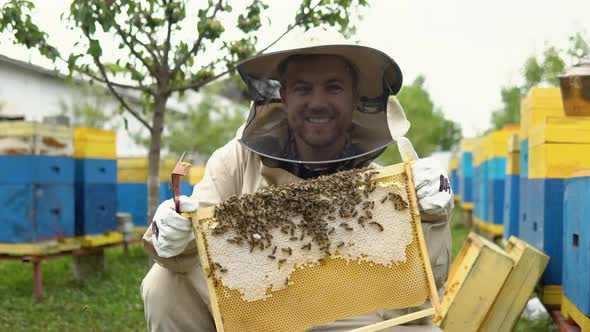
[307,117,330,123]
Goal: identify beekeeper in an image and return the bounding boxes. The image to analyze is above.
[141,31,453,332]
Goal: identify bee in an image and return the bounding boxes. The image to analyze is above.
[380,195,388,204]
[339,222,349,228]
[282,247,292,256]
[285,278,289,286]
[272,246,277,255]
[220,268,228,273]
[389,193,409,210]
[337,242,345,248]
[345,226,354,231]
[301,243,311,250]
[328,227,335,235]
[268,255,276,260]
[289,236,298,241]
[327,216,336,221]
[369,221,384,232]
[299,232,305,241]
[214,262,223,269]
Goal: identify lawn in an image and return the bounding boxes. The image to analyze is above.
[0,245,148,331]
[0,205,557,331]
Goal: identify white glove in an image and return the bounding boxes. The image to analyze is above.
[151,195,198,258]
[397,137,454,218]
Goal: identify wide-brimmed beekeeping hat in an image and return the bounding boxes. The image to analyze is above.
[236,28,410,164]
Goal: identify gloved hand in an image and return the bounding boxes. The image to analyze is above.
[151,195,198,258]
[397,137,454,219]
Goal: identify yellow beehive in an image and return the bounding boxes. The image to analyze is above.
[484,125,520,160]
[0,121,73,156]
[192,164,440,332]
[460,137,477,152]
[479,236,549,331]
[519,87,564,141]
[433,233,514,332]
[472,137,487,167]
[117,157,177,183]
[528,116,590,179]
[506,134,520,176]
[73,127,116,159]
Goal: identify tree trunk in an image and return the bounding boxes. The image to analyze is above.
[147,94,168,225]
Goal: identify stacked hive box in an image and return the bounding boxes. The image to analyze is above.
[472,137,488,225]
[117,157,197,226]
[479,126,519,237]
[0,121,75,243]
[526,116,590,306]
[73,128,117,236]
[449,154,460,202]
[562,170,590,328]
[458,138,476,211]
[519,88,564,243]
[502,134,520,240]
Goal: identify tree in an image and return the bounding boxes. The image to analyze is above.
[491,32,589,129]
[1,0,369,221]
[377,76,462,165]
[59,82,119,129]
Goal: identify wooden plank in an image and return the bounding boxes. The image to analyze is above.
[479,236,549,331]
[434,233,514,332]
[77,232,123,248]
[542,285,563,308]
[562,295,590,332]
[350,308,436,332]
[0,238,81,256]
[191,210,225,332]
[405,162,441,312]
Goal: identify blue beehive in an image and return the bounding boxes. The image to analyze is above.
[487,156,507,226]
[459,150,474,209]
[73,128,117,236]
[503,134,520,240]
[0,155,74,184]
[117,183,148,226]
[75,159,117,183]
[75,183,117,236]
[518,139,529,239]
[0,156,75,243]
[563,171,590,316]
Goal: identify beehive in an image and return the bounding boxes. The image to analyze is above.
[0,121,73,156]
[482,126,519,235]
[433,233,514,332]
[503,134,520,240]
[449,155,460,202]
[192,163,439,332]
[524,116,590,292]
[73,127,116,159]
[458,138,476,210]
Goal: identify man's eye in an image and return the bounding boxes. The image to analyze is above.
[293,86,310,94]
[327,85,343,93]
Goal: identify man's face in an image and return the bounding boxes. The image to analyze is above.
[280,56,357,155]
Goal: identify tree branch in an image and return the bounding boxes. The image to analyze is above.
[91,55,153,132]
[76,66,153,93]
[162,0,173,69]
[170,0,223,78]
[168,0,325,94]
[101,3,160,78]
[168,66,232,93]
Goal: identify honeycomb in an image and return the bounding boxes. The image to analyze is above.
[193,163,437,332]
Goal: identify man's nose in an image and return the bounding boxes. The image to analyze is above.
[307,89,329,111]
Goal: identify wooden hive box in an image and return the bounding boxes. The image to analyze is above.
[0,121,73,156]
[191,163,440,332]
[433,232,513,332]
[479,236,549,332]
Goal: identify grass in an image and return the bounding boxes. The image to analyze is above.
[0,244,149,331]
[0,205,560,331]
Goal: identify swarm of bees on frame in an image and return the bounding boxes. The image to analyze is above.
[208,168,409,280]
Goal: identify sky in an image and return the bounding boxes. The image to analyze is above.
[1,0,589,137]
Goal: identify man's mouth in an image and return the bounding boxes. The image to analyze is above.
[306,117,331,124]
